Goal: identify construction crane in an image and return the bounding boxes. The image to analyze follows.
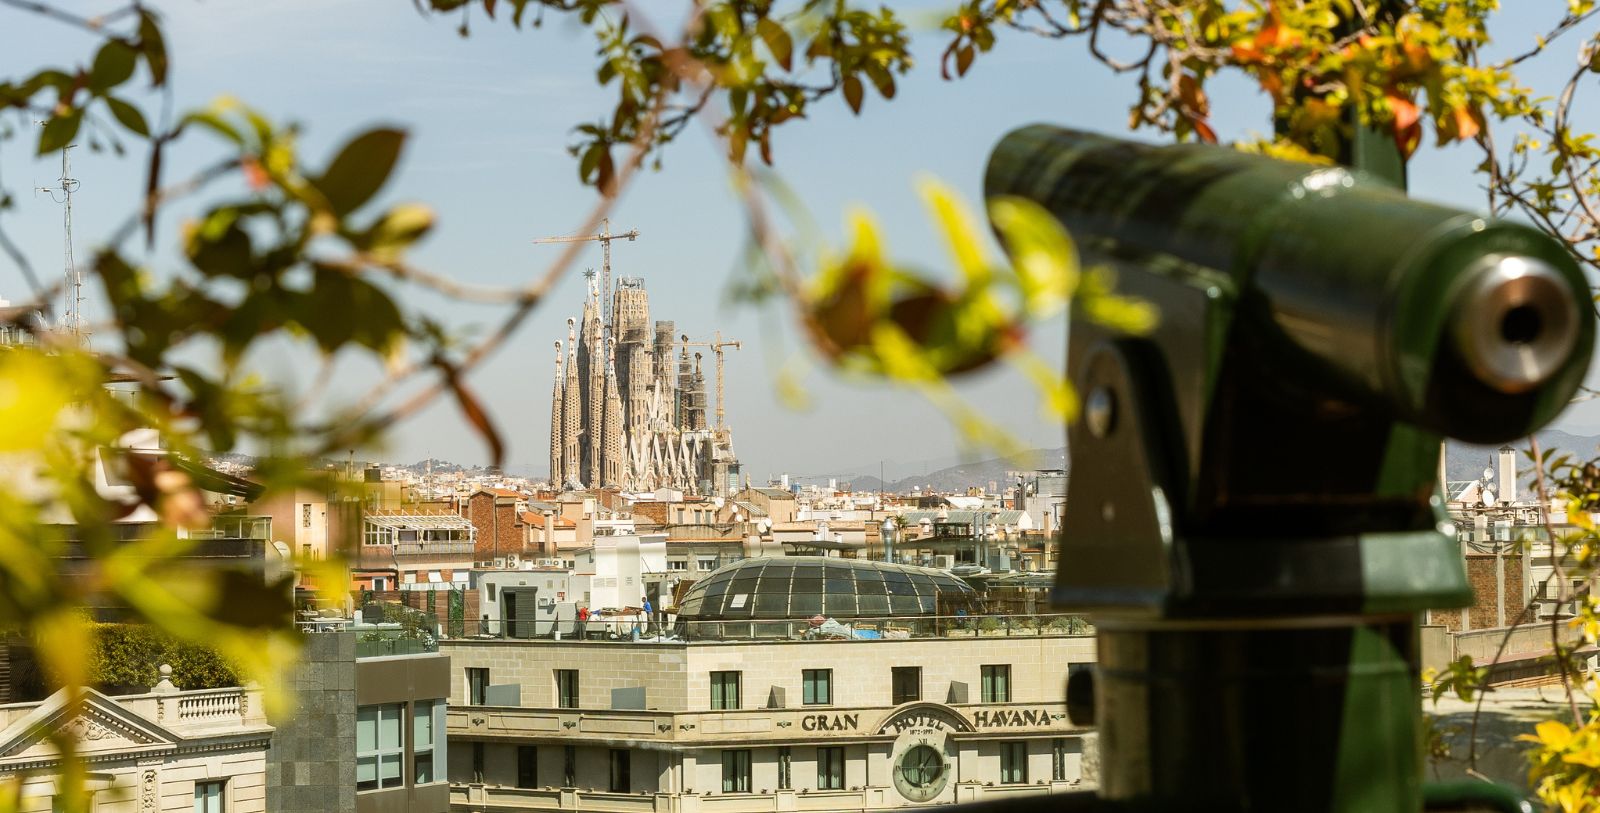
[679,331,742,434]
[532,218,638,329]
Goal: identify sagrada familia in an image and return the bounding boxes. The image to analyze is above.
[548,274,740,495]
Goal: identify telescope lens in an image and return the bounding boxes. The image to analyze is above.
[1450,255,1580,394]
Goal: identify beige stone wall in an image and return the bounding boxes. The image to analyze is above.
[14,749,267,813]
[441,636,1096,713]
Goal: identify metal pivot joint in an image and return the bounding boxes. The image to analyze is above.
[984,126,1591,813]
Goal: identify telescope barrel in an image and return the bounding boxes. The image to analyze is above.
[986,125,1592,444]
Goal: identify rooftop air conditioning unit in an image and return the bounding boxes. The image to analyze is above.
[493,558,507,569]
[932,555,956,570]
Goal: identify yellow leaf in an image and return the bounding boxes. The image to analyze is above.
[0,350,75,452]
[1537,720,1576,751]
[917,175,990,285]
[989,196,1078,318]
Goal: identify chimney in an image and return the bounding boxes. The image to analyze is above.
[544,511,556,557]
[1498,446,1517,504]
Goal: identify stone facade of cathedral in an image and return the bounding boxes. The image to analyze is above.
[549,276,738,495]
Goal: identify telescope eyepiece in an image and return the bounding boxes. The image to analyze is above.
[1450,254,1580,395]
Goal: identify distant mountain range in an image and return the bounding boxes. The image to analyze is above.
[1445,429,1600,496]
[835,431,1600,496]
[845,448,1067,494]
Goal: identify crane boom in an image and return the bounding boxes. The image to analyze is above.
[532,218,639,328]
[679,330,741,433]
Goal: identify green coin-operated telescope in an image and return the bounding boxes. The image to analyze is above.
[985,126,1594,812]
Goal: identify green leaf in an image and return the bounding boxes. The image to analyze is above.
[305,265,405,353]
[184,208,254,278]
[843,75,864,114]
[363,203,436,259]
[757,19,793,72]
[38,110,82,155]
[181,109,244,146]
[90,40,138,92]
[138,11,168,87]
[865,62,896,98]
[105,96,149,137]
[313,128,407,216]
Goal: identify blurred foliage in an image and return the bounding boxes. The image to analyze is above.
[0,0,1598,809]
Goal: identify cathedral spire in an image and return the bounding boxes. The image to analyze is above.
[561,318,581,488]
[550,340,565,487]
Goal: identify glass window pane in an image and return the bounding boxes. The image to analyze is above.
[890,595,920,614]
[414,701,434,750]
[380,753,402,784]
[379,704,402,749]
[822,594,857,616]
[754,592,788,616]
[858,594,889,615]
[824,576,855,594]
[791,593,822,615]
[415,752,434,785]
[357,707,377,752]
[357,755,377,788]
[888,580,917,596]
[791,578,823,594]
[857,579,887,595]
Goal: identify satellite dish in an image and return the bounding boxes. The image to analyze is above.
[1481,488,1497,507]
[1483,467,1495,482]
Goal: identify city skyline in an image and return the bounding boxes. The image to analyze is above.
[3,3,1599,480]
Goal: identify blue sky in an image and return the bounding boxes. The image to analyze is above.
[2,2,1597,481]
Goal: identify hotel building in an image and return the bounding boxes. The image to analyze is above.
[443,557,1095,812]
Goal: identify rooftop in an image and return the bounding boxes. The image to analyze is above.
[677,556,983,621]
[363,512,476,531]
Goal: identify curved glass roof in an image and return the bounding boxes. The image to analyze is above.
[675,556,983,620]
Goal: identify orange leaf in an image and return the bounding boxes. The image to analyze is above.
[1388,92,1420,132]
[1453,105,1481,141]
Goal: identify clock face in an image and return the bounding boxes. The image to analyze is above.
[893,743,949,802]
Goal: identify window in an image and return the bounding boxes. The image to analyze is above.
[610,749,631,792]
[981,665,1011,703]
[698,557,718,571]
[777,747,792,790]
[357,703,405,791]
[194,781,224,813]
[1052,739,1068,782]
[721,750,751,793]
[518,746,538,788]
[466,667,489,705]
[413,701,437,784]
[817,747,845,790]
[302,503,312,528]
[472,743,485,783]
[802,669,832,705]
[556,669,580,708]
[892,667,921,704]
[711,671,741,710]
[1000,742,1027,784]
[564,746,577,787]
[668,560,688,571]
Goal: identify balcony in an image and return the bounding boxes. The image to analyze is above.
[447,699,1083,747]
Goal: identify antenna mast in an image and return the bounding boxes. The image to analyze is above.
[37,144,84,344]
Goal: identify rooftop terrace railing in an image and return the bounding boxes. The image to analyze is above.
[456,613,1091,643]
